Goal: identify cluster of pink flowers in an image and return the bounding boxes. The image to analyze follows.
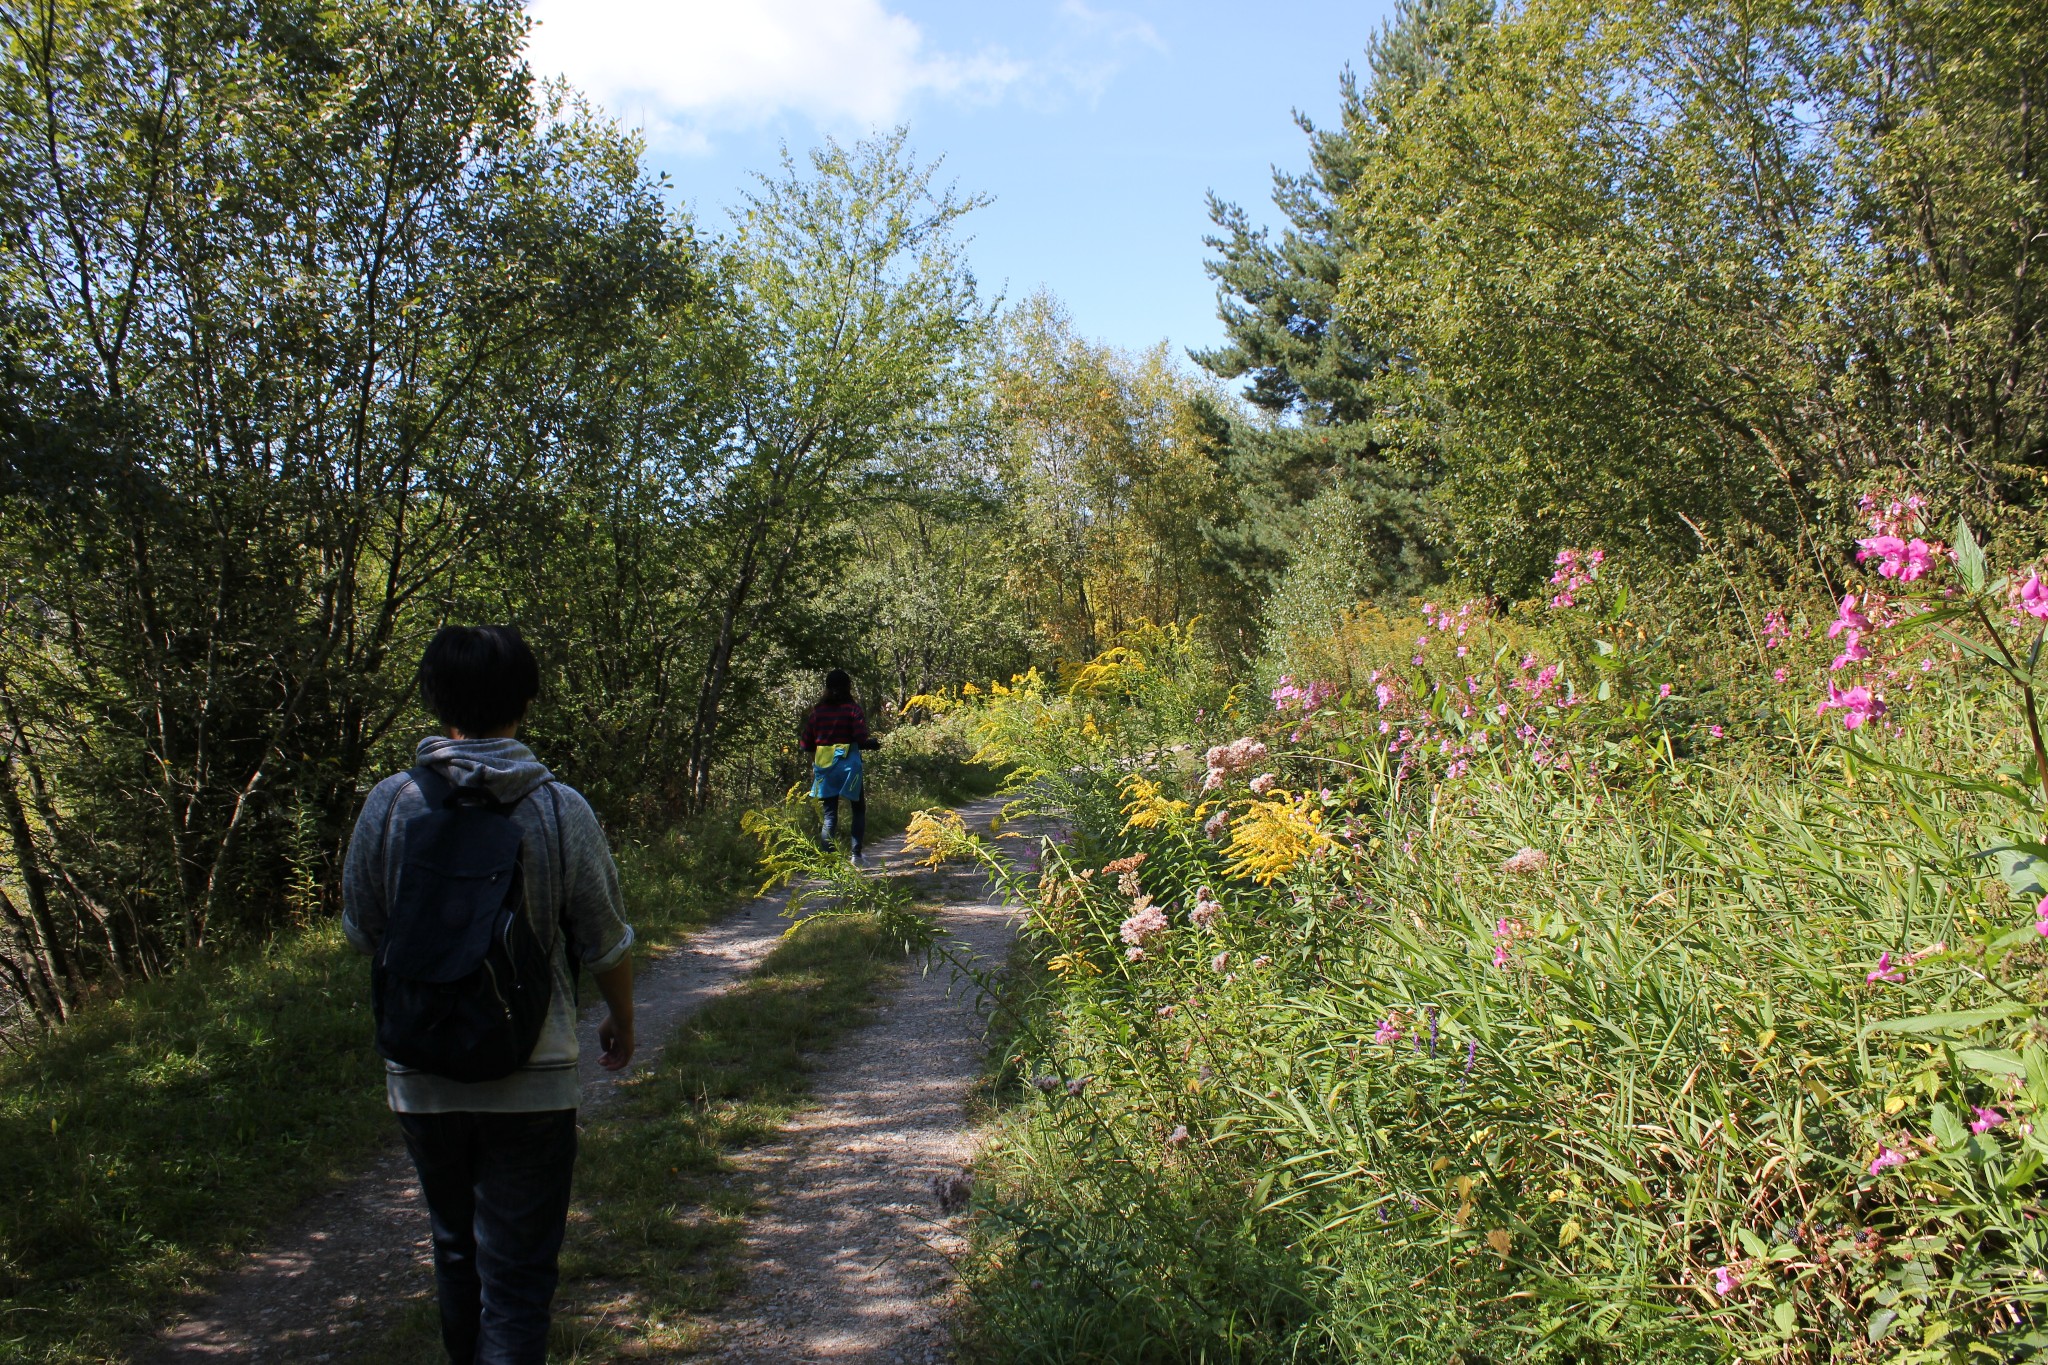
[1868,1146,1906,1175]
[1819,682,1886,730]
[1971,1106,2006,1135]
[1547,547,1604,609]
[1248,773,1277,795]
[1858,534,1936,582]
[1202,808,1229,839]
[1501,847,1550,875]
[1271,675,1338,714]
[1120,900,1168,947]
[2036,894,2048,938]
[1763,610,1792,649]
[1373,1014,1402,1045]
[1202,737,1268,792]
[1491,917,1526,968]
[1189,889,1222,929]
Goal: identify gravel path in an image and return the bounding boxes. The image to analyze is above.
[697,794,1033,1364]
[144,796,1034,1364]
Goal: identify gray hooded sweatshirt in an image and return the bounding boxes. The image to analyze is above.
[342,737,634,1114]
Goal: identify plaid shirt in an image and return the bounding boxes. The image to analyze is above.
[801,700,872,749]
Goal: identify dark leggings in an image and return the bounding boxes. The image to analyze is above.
[820,796,866,854]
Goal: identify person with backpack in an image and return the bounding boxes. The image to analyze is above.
[800,668,882,864]
[342,625,635,1365]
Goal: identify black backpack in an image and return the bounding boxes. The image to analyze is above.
[371,766,557,1083]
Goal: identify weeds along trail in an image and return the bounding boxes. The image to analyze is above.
[146,794,1028,1364]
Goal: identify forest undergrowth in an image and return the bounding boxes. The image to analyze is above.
[919,516,2048,1364]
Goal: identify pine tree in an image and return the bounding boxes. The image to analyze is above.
[1192,0,1491,610]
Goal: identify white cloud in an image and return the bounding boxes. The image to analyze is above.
[524,0,1029,150]
[524,1,1166,151]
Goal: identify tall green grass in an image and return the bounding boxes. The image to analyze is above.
[945,621,2048,1363]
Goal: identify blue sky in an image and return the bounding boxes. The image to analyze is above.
[523,0,1397,360]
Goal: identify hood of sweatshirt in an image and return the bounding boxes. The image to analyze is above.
[413,736,554,805]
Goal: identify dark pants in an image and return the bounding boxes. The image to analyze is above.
[396,1109,577,1365]
[820,796,866,854]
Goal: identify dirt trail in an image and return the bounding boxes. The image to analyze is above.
[699,794,1035,1364]
[146,796,1034,1364]
[151,878,803,1361]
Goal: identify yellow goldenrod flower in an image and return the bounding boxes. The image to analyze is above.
[1120,773,1189,831]
[904,808,970,869]
[1224,793,1332,884]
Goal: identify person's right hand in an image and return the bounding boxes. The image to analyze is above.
[598,1013,635,1071]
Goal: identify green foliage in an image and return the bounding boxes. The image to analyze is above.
[1332,0,2048,590]
[946,597,2048,1362]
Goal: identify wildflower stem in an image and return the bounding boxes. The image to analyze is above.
[1972,600,2048,811]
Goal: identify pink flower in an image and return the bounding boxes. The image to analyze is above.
[1190,896,1222,929]
[1125,946,1145,962]
[1373,1015,1401,1045]
[1120,902,1169,946]
[1858,535,1934,582]
[1772,668,1788,684]
[1712,1265,1738,1297]
[2036,894,2048,937]
[1971,1106,2005,1135]
[1828,594,1871,639]
[1248,773,1277,796]
[1501,848,1549,875]
[2023,574,2048,621]
[1818,683,1885,730]
[1166,1124,1190,1147]
[1707,725,1723,738]
[1865,950,1903,984]
[1211,952,1229,972]
[1658,683,1672,700]
[1832,631,1869,671]
[1869,1147,1906,1175]
[1375,683,1395,710]
[1250,955,1270,969]
[1203,809,1229,839]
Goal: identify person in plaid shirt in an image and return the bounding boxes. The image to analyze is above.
[801,669,881,863]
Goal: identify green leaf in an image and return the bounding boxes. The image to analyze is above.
[1954,515,1987,592]
[1930,1102,1967,1147]
[1773,1300,1797,1336]
[1737,1226,1769,1257]
[1868,1308,1899,1344]
[1865,1003,2033,1036]
[1989,844,2048,898]
[1955,1048,2028,1077]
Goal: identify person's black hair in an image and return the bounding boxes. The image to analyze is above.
[418,626,540,735]
[819,668,854,705]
